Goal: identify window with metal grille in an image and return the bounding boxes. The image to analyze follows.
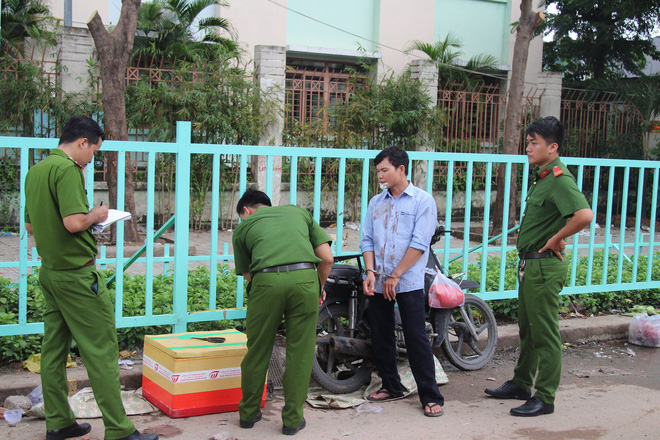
[285,59,368,132]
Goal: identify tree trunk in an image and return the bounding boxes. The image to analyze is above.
[492,1,542,236]
[87,1,142,243]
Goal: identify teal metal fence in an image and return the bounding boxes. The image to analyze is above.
[1,121,658,336]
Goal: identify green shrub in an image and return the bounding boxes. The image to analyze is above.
[2,252,659,362]
[0,265,246,362]
[103,265,246,349]
[0,276,43,362]
[449,250,660,320]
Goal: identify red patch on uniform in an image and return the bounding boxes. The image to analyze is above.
[553,166,563,177]
[539,168,550,179]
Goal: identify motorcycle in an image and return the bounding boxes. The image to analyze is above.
[312,226,498,394]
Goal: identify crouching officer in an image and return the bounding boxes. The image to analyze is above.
[24,116,157,440]
[232,189,333,435]
[485,117,593,416]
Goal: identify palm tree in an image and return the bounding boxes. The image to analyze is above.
[615,75,660,159]
[133,0,238,62]
[408,33,499,89]
[1,0,54,58]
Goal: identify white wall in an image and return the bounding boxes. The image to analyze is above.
[377,0,435,75]
[217,0,287,63]
[47,0,111,27]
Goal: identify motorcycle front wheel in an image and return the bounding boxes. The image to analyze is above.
[311,303,374,394]
[437,294,498,370]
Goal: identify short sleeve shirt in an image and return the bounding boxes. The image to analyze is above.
[516,157,590,254]
[24,149,97,270]
[232,205,332,275]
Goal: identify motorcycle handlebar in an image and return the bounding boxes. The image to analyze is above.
[430,225,452,246]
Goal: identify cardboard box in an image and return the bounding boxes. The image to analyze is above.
[142,329,265,418]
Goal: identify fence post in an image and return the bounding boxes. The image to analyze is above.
[537,71,562,119]
[254,45,286,204]
[172,121,192,334]
[409,59,439,189]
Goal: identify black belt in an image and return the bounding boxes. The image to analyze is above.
[257,262,315,273]
[519,250,554,260]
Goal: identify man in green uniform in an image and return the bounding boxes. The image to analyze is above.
[25,116,158,440]
[485,116,593,416]
[232,189,333,435]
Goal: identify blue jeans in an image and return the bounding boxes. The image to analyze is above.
[368,290,444,406]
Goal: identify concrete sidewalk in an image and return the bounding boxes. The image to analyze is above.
[0,314,632,402]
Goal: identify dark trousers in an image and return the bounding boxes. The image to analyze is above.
[368,290,444,406]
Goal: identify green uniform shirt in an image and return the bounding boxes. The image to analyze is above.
[516,157,590,255]
[232,205,331,276]
[24,149,97,270]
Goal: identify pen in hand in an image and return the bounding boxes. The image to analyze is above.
[100,201,104,206]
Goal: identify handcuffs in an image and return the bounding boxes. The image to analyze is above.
[365,268,399,279]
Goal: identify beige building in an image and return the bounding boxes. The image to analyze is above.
[216,0,544,90]
[47,0,111,27]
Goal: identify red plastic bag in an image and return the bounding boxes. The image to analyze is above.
[628,313,660,348]
[428,272,464,309]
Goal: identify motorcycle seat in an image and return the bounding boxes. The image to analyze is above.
[327,264,362,282]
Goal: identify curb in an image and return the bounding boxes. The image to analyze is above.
[0,315,632,402]
[495,314,630,352]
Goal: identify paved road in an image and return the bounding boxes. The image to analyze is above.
[2,340,658,440]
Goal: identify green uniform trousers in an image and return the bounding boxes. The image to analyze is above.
[39,266,135,440]
[513,257,568,404]
[239,268,319,429]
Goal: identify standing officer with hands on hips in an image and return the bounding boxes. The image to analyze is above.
[485,116,593,416]
[232,189,333,435]
[24,116,158,440]
[360,146,445,417]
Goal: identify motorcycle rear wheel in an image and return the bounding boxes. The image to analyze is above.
[311,303,374,394]
[438,294,497,370]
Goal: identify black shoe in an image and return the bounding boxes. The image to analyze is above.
[484,380,532,400]
[510,397,555,417]
[282,417,306,436]
[46,422,92,440]
[109,429,159,440]
[239,411,263,429]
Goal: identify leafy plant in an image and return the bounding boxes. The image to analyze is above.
[285,67,449,211]
[0,265,246,362]
[0,275,43,361]
[0,156,20,230]
[449,250,660,320]
[103,265,246,349]
[124,58,275,229]
[1,0,56,58]
[407,33,500,89]
[134,0,238,62]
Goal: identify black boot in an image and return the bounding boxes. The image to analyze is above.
[282,417,306,435]
[46,422,92,440]
[239,410,263,429]
[109,429,159,440]
[484,380,531,400]
[510,397,555,417]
